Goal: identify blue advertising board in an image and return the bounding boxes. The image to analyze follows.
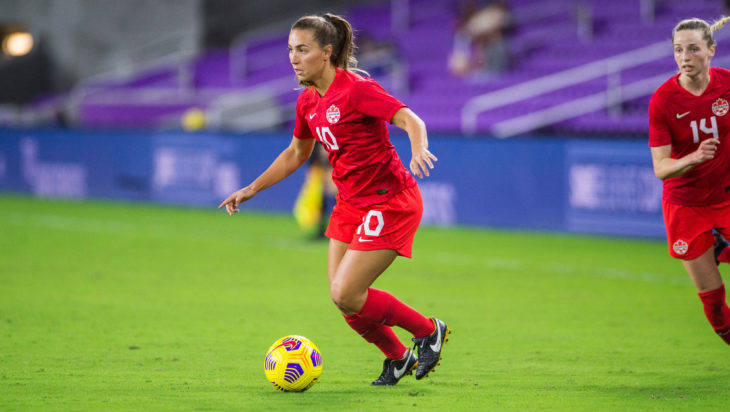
[0,128,665,238]
[564,141,664,237]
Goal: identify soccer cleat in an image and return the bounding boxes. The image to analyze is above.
[713,230,729,266]
[412,317,450,380]
[371,348,418,386]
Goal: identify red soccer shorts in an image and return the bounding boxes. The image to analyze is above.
[325,184,422,258]
[663,198,730,260]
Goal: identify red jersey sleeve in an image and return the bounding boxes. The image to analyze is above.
[293,89,314,140]
[350,79,406,122]
[648,90,672,147]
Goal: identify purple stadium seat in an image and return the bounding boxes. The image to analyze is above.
[76,0,724,135]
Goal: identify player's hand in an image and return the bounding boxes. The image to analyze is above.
[691,138,720,164]
[410,148,438,178]
[218,186,256,216]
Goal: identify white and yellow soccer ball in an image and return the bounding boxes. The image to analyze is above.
[264,335,323,392]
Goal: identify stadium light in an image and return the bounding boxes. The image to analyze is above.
[2,31,34,57]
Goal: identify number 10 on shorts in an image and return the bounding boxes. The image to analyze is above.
[357,210,384,237]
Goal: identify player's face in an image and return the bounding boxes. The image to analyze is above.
[288,29,332,82]
[673,29,715,78]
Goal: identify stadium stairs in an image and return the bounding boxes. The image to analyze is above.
[70,0,725,137]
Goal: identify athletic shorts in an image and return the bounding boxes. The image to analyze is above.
[663,198,730,260]
[325,184,422,258]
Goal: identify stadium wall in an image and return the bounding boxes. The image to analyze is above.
[0,129,665,238]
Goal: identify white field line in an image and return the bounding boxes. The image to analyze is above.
[2,212,320,253]
[429,251,687,286]
[5,212,688,285]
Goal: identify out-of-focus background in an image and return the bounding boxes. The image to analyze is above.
[5,2,730,409]
[0,0,726,236]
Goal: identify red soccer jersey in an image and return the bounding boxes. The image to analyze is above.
[293,68,416,208]
[648,67,730,206]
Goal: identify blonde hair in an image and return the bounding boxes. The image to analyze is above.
[673,16,730,47]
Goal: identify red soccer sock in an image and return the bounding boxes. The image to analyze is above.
[698,284,730,345]
[343,313,407,359]
[356,288,435,338]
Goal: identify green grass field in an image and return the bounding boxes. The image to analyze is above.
[1,194,728,411]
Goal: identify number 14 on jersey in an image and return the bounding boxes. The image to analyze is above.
[690,116,718,143]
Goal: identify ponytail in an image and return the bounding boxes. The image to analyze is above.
[711,16,730,34]
[322,14,358,71]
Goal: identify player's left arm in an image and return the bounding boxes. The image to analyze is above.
[391,107,438,178]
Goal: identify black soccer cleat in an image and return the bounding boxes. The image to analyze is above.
[371,348,418,386]
[713,230,729,266]
[412,317,450,380]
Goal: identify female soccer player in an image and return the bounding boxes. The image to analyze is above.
[219,14,450,384]
[648,17,730,345]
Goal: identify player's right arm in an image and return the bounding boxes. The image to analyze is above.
[219,136,316,215]
[648,88,720,180]
[650,139,720,180]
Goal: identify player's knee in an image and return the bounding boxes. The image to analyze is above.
[329,282,359,314]
[329,282,347,308]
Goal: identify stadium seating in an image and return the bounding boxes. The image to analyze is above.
[73,0,726,136]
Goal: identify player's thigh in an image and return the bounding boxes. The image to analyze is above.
[328,238,349,284]
[331,248,398,299]
[681,246,724,293]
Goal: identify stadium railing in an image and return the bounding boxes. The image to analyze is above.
[461,25,730,138]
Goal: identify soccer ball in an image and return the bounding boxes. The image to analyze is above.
[264,335,323,392]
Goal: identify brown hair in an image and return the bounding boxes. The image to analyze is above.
[672,16,730,47]
[291,14,366,85]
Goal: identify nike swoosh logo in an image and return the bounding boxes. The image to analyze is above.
[393,355,410,379]
[429,323,442,353]
[358,237,373,242]
[309,113,317,119]
[676,112,690,118]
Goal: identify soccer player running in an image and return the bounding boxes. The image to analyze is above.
[648,17,730,345]
[219,14,449,385]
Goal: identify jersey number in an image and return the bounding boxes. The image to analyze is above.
[316,127,339,151]
[356,210,385,237]
[690,116,718,143]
